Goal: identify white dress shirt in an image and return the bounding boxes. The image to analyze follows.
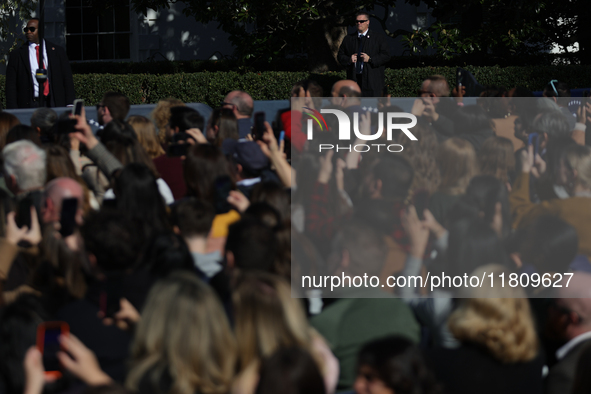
[356,29,369,73]
[28,40,49,98]
[556,330,591,360]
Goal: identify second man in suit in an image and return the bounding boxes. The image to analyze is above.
[337,12,390,97]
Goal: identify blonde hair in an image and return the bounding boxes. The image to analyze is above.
[478,136,515,184]
[126,272,236,394]
[128,115,166,159]
[437,137,479,195]
[448,265,538,363]
[564,144,591,190]
[151,98,186,145]
[233,272,321,373]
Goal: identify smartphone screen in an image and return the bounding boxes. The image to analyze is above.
[253,112,266,140]
[15,196,33,229]
[172,132,192,143]
[54,118,78,134]
[528,132,539,156]
[59,198,78,238]
[167,143,189,157]
[214,175,233,214]
[73,99,84,116]
[37,322,69,378]
[413,189,430,221]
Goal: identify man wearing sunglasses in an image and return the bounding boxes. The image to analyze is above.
[337,12,390,97]
[5,18,75,109]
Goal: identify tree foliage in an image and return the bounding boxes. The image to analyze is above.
[130,0,410,70]
[0,0,37,63]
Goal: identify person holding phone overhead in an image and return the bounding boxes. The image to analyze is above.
[337,12,390,97]
[5,18,75,109]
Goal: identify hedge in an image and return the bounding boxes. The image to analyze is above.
[67,53,579,75]
[2,65,591,108]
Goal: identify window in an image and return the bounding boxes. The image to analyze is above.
[65,0,131,61]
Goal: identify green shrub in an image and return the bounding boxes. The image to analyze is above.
[2,66,591,108]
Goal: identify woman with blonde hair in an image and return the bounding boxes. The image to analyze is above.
[150,98,186,145]
[426,264,543,394]
[128,115,165,159]
[126,272,236,394]
[429,137,479,224]
[232,272,338,394]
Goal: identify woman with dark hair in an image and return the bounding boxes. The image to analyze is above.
[447,175,512,238]
[5,124,42,147]
[113,163,169,244]
[206,108,239,147]
[184,144,233,203]
[139,232,202,279]
[94,120,174,205]
[455,105,495,151]
[242,202,291,280]
[354,336,441,394]
[508,215,579,276]
[250,182,291,226]
[255,347,326,394]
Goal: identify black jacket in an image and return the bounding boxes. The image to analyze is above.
[337,29,390,97]
[5,40,75,109]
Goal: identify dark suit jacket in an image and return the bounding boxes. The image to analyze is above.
[426,343,545,394]
[337,29,390,97]
[545,338,591,394]
[5,40,75,109]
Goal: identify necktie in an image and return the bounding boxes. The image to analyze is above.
[36,45,50,97]
[356,35,364,74]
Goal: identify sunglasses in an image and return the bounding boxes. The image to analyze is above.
[356,20,368,24]
[96,104,106,111]
[23,27,37,33]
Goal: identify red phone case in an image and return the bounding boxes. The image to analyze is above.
[36,321,70,378]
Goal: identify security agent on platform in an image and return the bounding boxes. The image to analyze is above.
[337,11,390,97]
[5,18,75,109]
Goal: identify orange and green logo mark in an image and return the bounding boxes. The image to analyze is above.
[304,107,328,131]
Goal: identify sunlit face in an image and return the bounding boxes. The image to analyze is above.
[356,15,370,33]
[25,19,39,44]
[354,366,394,394]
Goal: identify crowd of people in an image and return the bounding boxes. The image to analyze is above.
[0,75,589,394]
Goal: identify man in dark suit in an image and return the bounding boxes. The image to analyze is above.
[337,12,390,97]
[5,18,75,109]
